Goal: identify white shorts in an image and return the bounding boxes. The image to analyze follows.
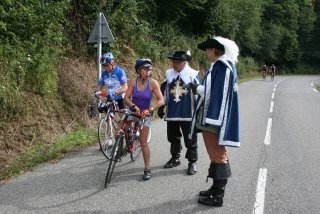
[127,110,151,127]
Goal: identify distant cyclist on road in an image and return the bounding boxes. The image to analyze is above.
[270,64,276,81]
[95,52,128,109]
[124,58,164,181]
[262,64,267,80]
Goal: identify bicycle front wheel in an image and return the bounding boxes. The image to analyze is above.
[98,112,116,159]
[105,136,122,187]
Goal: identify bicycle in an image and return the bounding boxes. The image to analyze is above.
[262,71,266,80]
[97,99,121,159]
[104,109,151,188]
[270,72,275,81]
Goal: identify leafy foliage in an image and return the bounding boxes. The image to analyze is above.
[0,0,319,111]
[0,0,319,115]
[67,0,320,69]
[0,0,68,113]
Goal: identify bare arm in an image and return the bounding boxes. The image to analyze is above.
[96,84,106,91]
[124,79,135,108]
[115,82,128,96]
[150,79,164,111]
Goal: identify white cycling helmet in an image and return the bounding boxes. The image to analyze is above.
[100,52,114,64]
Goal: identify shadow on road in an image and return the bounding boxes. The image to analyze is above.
[66,198,215,214]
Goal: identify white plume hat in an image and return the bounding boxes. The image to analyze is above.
[213,36,239,64]
[198,36,239,64]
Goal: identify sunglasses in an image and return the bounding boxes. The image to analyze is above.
[142,66,152,71]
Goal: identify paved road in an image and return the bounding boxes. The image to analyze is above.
[1,75,320,214]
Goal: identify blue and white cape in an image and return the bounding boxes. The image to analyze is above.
[190,56,240,147]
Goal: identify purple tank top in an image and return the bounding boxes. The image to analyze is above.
[132,79,152,111]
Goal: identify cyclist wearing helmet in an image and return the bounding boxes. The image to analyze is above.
[96,52,128,109]
[124,58,164,180]
[270,64,276,81]
[262,64,267,80]
[159,50,200,176]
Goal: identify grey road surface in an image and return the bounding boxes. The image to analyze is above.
[1,75,320,214]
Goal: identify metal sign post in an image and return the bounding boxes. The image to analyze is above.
[98,13,102,82]
[88,12,114,120]
[88,12,114,82]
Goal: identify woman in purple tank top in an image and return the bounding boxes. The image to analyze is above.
[124,58,164,181]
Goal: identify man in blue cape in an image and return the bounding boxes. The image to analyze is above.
[183,36,240,207]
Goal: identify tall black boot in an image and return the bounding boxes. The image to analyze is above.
[198,162,231,207]
[199,162,215,196]
[199,178,214,197]
[199,162,231,196]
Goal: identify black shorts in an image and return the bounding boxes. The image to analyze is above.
[115,98,125,109]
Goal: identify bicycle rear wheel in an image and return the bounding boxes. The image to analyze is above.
[98,112,117,159]
[105,136,122,187]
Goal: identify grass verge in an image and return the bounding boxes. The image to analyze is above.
[238,76,259,84]
[0,127,97,182]
[316,84,320,92]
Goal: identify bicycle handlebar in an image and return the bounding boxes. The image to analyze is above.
[95,90,118,99]
[110,109,150,120]
[105,100,118,106]
[95,91,107,97]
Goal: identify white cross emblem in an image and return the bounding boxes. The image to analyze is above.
[170,80,188,103]
[233,83,238,92]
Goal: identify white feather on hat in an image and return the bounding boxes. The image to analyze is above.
[213,36,239,64]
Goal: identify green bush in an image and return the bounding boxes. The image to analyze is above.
[282,64,320,74]
[0,44,22,115]
[236,56,259,75]
[0,0,68,104]
[0,61,15,113]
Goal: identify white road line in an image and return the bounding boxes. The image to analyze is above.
[273,88,276,92]
[264,118,272,145]
[253,168,268,214]
[271,93,275,99]
[269,101,274,113]
[311,80,319,92]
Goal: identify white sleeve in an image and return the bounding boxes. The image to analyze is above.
[196,85,205,97]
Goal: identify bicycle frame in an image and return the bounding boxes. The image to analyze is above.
[262,71,266,80]
[110,109,146,155]
[104,109,148,187]
[98,100,119,114]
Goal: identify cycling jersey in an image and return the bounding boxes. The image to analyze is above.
[270,65,276,73]
[98,65,127,100]
[262,66,267,71]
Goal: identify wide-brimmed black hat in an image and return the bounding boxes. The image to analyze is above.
[197,37,225,51]
[167,51,192,61]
